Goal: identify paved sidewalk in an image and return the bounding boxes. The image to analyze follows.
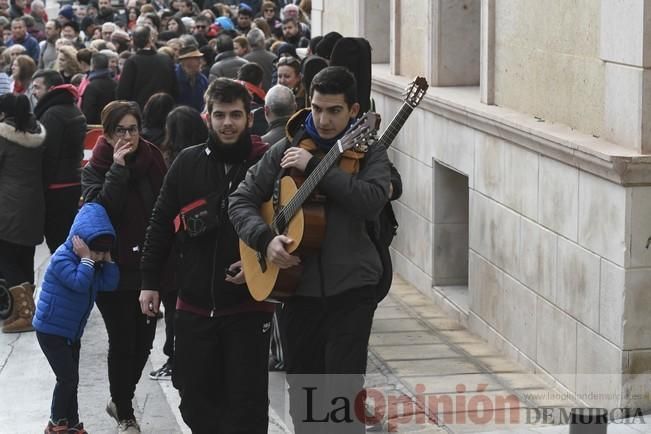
[2,245,651,433]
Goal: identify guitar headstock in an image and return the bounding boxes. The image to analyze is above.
[339,112,381,154]
[402,76,429,108]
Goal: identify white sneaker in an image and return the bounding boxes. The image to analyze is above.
[118,419,141,433]
[106,399,119,424]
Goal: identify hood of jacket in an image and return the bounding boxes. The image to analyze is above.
[284,108,310,142]
[0,117,46,148]
[34,85,78,118]
[64,202,116,248]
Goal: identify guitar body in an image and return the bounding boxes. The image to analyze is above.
[240,176,326,301]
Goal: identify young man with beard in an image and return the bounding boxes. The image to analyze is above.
[229,66,391,433]
[32,70,86,254]
[139,78,274,434]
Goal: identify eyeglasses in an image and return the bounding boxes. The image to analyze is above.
[114,125,139,137]
[195,25,206,29]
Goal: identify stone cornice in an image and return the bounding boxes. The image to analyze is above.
[372,65,651,186]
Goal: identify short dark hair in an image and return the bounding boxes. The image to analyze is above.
[91,52,109,70]
[205,78,251,115]
[62,21,79,33]
[195,15,210,25]
[238,7,253,17]
[101,100,142,137]
[143,92,175,130]
[237,62,263,86]
[215,33,233,52]
[77,48,93,65]
[282,17,298,26]
[132,26,151,50]
[32,69,64,88]
[310,66,358,108]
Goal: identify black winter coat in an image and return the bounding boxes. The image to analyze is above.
[117,49,178,110]
[140,137,269,311]
[34,85,86,187]
[81,71,117,125]
[0,118,47,246]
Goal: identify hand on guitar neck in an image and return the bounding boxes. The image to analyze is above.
[266,235,301,269]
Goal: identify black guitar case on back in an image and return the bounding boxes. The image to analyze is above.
[330,36,401,303]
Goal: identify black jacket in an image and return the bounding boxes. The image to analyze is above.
[34,85,86,187]
[117,49,178,110]
[140,137,269,311]
[81,70,117,125]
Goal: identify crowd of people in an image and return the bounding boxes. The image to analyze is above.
[0,0,405,433]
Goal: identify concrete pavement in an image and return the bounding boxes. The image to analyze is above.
[2,245,651,433]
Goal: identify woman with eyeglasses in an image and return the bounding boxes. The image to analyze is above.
[276,55,306,110]
[81,100,167,434]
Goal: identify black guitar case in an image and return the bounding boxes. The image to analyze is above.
[330,36,401,303]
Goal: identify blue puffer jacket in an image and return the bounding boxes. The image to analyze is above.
[33,203,119,341]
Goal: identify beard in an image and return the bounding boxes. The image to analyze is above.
[207,128,252,164]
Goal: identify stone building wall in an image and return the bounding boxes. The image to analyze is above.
[314,0,651,409]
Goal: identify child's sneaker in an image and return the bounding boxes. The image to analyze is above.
[44,419,68,433]
[67,422,88,434]
[148,361,172,380]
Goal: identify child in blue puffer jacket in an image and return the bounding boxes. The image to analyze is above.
[33,202,120,434]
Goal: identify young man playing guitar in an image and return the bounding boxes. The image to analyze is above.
[139,79,274,433]
[230,66,391,433]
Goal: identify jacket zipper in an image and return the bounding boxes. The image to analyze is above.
[208,231,219,317]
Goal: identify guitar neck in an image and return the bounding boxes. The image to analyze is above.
[377,102,415,150]
[273,143,342,232]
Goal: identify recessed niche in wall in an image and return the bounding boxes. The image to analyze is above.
[432,160,469,311]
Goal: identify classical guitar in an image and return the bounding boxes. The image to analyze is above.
[240,113,381,301]
[378,76,429,149]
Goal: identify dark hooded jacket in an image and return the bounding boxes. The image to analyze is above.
[81,69,117,125]
[82,136,167,290]
[0,117,46,246]
[140,134,269,312]
[33,202,120,341]
[34,84,86,187]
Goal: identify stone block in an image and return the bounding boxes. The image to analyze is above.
[575,323,624,409]
[391,250,433,295]
[400,108,430,165]
[556,237,601,331]
[393,149,432,220]
[432,117,475,188]
[469,191,519,276]
[578,171,627,267]
[474,133,504,202]
[603,63,651,153]
[503,143,538,220]
[502,275,537,360]
[628,186,651,268]
[392,202,432,275]
[538,156,579,241]
[469,251,504,333]
[536,298,577,389]
[600,0,651,67]
[623,268,651,350]
[518,217,557,303]
[600,260,625,348]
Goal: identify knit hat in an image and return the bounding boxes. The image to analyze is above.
[58,5,74,21]
[215,16,234,31]
[89,234,114,252]
[238,2,253,16]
